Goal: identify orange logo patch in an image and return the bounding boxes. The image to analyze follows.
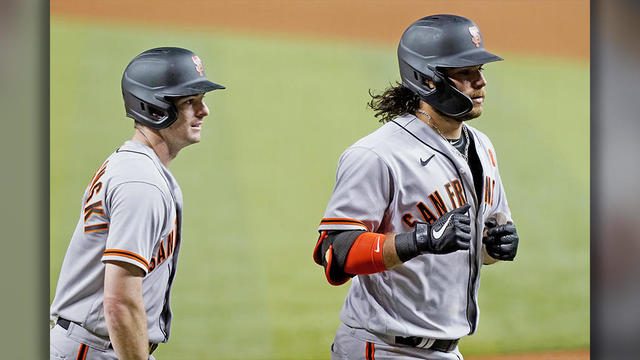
[468,26,482,48]
[192,56,204,76]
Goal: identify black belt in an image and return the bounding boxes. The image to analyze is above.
[395,336,459,352]
[57,318,158,355]
[57,317,73,330]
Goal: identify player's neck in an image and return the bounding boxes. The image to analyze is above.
[415,105,463,139]
[131,127,177,167]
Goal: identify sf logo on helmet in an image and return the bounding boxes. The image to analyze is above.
[468,26,482,48]
[192,56,204,76]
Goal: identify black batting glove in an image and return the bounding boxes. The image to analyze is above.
[483,220,519,261]
[395,204,472,261]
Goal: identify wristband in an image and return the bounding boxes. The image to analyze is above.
[344,233,387,274]
[394,231,420,262]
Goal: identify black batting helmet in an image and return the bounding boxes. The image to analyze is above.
[121,47,225,129]
[398,14,502,118]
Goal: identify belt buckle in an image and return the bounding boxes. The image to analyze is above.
[432,339,458,352]
[416,338,436,349]
[446,339,459,352]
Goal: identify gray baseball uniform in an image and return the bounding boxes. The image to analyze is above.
[318,114,511,358]
[50,141,183,359]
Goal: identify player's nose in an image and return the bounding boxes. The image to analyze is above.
[198,102,210,118]
[473,71,487,89]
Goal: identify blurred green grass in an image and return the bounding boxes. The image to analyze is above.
[50,18,589,358]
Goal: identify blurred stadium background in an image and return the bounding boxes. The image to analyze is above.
[49,1,589,358]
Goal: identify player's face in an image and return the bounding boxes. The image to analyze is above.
[160,93,210,149]
[442,65,487,120]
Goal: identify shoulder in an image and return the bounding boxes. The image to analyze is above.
[108,181,167,206]
[466,124,496,150]
[97,145,175,209]
[344,114,416,157]
[107,154,163,188]
[466,124,503,167]
[105,144,167,187]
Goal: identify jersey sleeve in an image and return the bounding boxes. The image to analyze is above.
[102,182,169,275]
[489,151,513,223]
[319,146,393,233]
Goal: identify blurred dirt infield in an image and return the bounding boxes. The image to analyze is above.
[470,349,590,360]
[50,1,589,359]
[51,0,588,60]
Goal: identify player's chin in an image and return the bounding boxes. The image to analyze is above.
[188,127,203,141]
[460,105,483,121]
[186,132,201,144]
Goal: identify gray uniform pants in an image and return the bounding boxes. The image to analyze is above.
[50,323,156,360]
[331,323,463,360]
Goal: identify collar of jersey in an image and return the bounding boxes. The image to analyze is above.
[119,141,168,171]
[118,140,182,207]
[395,114,467,164]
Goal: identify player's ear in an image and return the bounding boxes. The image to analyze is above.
[421,76,436,89]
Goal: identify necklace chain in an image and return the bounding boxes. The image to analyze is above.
[416,110,469,161]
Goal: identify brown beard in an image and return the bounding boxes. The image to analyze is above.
[456,91,485,121]
[430,101,483,122]
[457,104,483,121]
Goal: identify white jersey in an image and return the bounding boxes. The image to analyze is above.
[50,141,183,344]
[318,114,511,340]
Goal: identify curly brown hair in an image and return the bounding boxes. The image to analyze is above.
[367,82,420,123]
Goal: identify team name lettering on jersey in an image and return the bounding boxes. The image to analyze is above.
[84,161,109,233]
[484,175,496,206]
[148,217,178,272]
[402,178,467,228]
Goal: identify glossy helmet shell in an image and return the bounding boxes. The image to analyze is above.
[398,14,502,118]
[121,47,225,129]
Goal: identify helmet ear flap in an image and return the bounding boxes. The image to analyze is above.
[122,90,178,130]
[427,73,474,117]
[412,70,436,96]
[399,62,473,117]
[399,59,434,99]
[419,65,450,95]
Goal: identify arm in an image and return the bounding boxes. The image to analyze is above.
[482,244,499,265]
[314,205,472,284]
[481,215,501,265]
[481,149,518,263]
[482,219,519,262]
[104,261,149,360]
[381,233,402,269]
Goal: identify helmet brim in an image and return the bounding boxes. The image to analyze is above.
[435,48,503,68]
[161,79,225,97]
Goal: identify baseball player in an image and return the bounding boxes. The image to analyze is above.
[50,47,224,360]
[313,15,519,359]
